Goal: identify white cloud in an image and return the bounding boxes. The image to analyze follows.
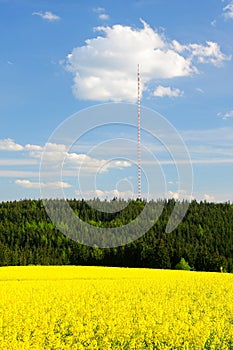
[76,189,134,200]
[30,142,68,161]
[203,194,215,202]
[223,0,233,19]
[15,179,71,189]
[196,87,204,93]
[193,191,233,203]
[191,41,229,66]
[32,11,60,22]
[65,20,229,102]
[66,153,131,174]
[92,6,109,20]
[0,138,132,176]
[99,14,109,21]
[223,110,233,119]
[0,138,47,152]
[0,138,24,151]
[64,153,132,174]
[93,7,106,13]
[153,85,184,97]
[34,142,132,174]
[168,191,180,200]
[25,144,44,151]
[172,40,231,67]
[211,20,217,27]
[167,190,193,201]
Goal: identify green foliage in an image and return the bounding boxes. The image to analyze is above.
[0,198,233,272]
[175,257,191,271]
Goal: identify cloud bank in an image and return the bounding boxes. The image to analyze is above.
[0,139,131,176]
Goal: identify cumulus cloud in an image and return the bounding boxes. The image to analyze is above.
[0,138,24,151]
[15,179,71,189]
[153,85,184,97]
[32,11,60,22]
[65,20,229,102]
[223,0,233,19]
[172,40,230,67]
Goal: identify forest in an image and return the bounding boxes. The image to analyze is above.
[0,198,233,272]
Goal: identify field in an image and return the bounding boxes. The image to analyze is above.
[0,266,233,349]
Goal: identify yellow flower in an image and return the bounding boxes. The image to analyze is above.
[0,266,233,349]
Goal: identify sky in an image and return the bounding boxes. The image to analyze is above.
[0,0,233,203]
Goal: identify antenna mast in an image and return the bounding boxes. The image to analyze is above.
[137,64,141,200]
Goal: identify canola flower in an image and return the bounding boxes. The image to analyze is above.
[0,266,233,349]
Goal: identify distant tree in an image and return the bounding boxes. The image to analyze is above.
[175,257,191,271]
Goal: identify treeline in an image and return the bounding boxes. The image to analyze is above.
[0,198,233,272]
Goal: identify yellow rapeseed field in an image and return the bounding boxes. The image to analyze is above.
[0,266,233,349]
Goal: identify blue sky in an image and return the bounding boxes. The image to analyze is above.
[0,0,233,202]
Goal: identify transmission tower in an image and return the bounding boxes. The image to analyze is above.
[137,64,141,200]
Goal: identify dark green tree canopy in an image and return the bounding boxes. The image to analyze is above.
[0,199,232,272]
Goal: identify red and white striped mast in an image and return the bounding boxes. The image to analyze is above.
[137,64,141,200]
